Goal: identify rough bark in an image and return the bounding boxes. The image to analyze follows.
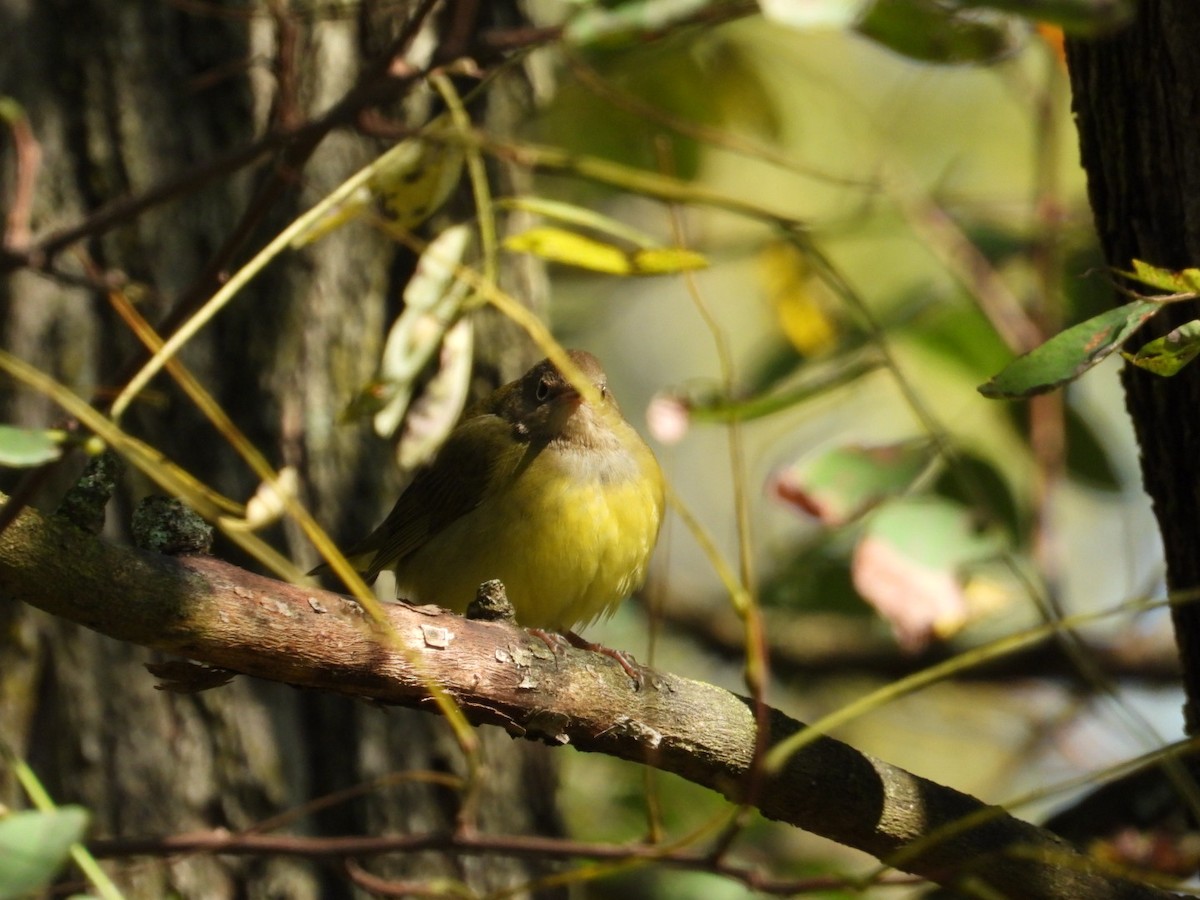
[1066,2,1200,731]
[0,2,560,897]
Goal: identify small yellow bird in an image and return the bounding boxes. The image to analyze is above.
[322,349,665,634]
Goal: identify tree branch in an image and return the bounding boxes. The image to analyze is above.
[0,499,1177,899]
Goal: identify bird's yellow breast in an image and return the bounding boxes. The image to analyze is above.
[391,434,664,630]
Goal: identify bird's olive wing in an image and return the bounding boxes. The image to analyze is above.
[349,414,521,579]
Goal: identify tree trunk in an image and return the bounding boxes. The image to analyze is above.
[0,2,562,896]
[1066,2,1200,732]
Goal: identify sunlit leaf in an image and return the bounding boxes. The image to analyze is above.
[237,467,300,531]
[0,424,64,467]
[1118,259,1200,295]
[396,317,474,470]
[504,227,708,275]
[366,225,473,437]
[507,227,626,273]
[0,807,89,899]
[772,439,938,526]
[1122,319,1200,377]
[978,300,1162,398]
[632,247,709,274]
[293,120,463,246]
[853,497,1007,651]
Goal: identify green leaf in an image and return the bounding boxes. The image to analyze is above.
[0,424,64,467]
[772,439,938,526]
[978,300,1162,398]
[1122,319,1200,376]
[504,227,707,275]
[0,807,89,899]
[856,0,1024,65]
[1118,259,1200,295]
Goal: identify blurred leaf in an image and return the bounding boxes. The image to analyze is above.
[0,807,89,899]
[366,225,473,437]
[396,317,474,470]
[505,227,708,275]
[772,439,937,526]
[240,467,301,530]
[857,0,1026,64]
[0,424,64,467]
[498,196,662,248]
[1119,259,1200,295]
[293,119,463,246]
[739,339,807,396]
[685,347,883,423]
[933,451,1024,540]
[900,297,1013,382]
[536,38,749,180]
[958,0,1131,33]
[634,247,710,273]
[978,299,1162,398]
[759,240,841,357]
[704,38,782,140]
[1122,320,1200,377]
[853,496,1007,651]
[761,541,866,614]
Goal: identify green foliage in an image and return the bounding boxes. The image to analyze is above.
[857,0,1023,64]
[0,425,64,467]
[1123,320,1200,376]
[0,807,89,899]
[978,300,1162,398]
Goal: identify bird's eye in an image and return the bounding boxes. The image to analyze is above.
[535,377,552,402]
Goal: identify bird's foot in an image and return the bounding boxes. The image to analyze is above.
[565,629,644,690]
[528,628,643,689]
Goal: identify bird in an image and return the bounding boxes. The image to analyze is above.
[317,349,665,637]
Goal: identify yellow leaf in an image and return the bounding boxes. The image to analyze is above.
[631,247,708,274]
[758,240,839,356]
[506,227,630,273]
[505,226,707,276]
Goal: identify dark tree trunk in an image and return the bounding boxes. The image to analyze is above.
[1066,3,1200,731]
[0,2,563,897]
